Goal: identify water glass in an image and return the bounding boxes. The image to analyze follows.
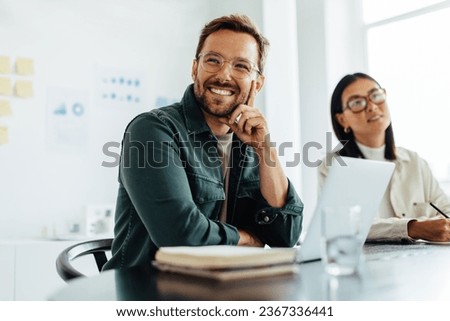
[321,205,362,276]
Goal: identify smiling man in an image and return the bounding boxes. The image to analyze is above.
[104,14,303,270]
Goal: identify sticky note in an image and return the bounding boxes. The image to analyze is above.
[15,57,34,75]
[0,126,8,145]
[0,100,12,116]
[14,80,33,98]
[0,56,10,74]
[0,77,13,96]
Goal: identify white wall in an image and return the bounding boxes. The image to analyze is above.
[325,0,366,89]
[296,0,329,230]
[262,0,302,194]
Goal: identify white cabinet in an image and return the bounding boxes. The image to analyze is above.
[0,244,15,300]
[0,240,83,300]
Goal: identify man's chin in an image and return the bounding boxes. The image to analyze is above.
[200,102,237,118]
[202,108,233,118]
[194,90,238,117]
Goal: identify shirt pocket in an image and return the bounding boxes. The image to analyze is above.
[411,201,435,218]
[186,172,225,218]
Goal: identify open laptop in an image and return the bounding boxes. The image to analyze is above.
[295,156,395,263]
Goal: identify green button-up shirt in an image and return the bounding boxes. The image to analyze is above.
[104,85,303,270]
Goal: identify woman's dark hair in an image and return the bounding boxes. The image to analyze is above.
[330,72,396,160]
[195,14,270,74]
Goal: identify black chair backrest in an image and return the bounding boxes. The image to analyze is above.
[56,238,113,282]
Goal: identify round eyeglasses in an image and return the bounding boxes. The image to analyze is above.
[197,52,261,79]
[345,88,386,113]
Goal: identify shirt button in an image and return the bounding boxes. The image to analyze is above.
[264,216,270,223]
[402,213,406,217]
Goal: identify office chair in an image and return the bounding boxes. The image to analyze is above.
[56,238,113,282]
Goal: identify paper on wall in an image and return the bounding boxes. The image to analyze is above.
[46,86,89,152]
[15,57,34,75]
[0,100,12,116]
[14,80,33,98]
[0,126,8,145]
[0,77,13,96]
[0,56,11,74]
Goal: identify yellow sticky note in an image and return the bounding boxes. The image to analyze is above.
[0,77,13,96]
[15,57,34,75]
[0,56,11,74]
[0,126,8,145]
[0,100,12,116]
[15,80,33,98]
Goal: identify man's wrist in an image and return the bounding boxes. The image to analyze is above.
[238,229,263,247]
[254,144,278,166]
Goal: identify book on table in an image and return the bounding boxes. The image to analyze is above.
[152,245,298,281]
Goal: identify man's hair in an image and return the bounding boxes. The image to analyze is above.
[195,14,270,74]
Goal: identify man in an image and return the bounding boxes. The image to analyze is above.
[104,14,303,270]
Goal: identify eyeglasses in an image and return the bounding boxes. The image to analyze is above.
[345,88,386,113]
[197,52,261,79]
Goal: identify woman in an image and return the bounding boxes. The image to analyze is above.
[319,72,450,242]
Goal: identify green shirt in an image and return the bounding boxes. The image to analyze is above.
[104,85,303,270]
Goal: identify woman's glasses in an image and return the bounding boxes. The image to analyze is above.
[345,88,386,113]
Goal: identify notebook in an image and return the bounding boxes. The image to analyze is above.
[153,245,298,281]
[295,156,395,263]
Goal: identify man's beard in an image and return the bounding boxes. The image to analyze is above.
[193,79,247,117]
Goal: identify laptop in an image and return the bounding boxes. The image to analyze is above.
[295,156,395,263]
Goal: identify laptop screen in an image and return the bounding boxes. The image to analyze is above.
[296,156,395,263]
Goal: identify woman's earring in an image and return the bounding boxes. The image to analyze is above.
[344,127,351,134]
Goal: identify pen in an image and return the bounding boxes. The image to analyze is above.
[429,202,450,219]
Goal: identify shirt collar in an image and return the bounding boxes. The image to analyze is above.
[354,141,412,163]
[356,141,386,161]
[395,147,412,163]
[182,84,211,135]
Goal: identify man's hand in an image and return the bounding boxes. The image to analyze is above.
[217,80,288,208]
[237,229,264,247]
[225,81,270,149]
[408,219,450,242]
